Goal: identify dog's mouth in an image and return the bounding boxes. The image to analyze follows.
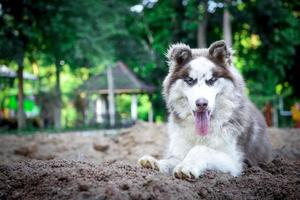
[193,110,211,136]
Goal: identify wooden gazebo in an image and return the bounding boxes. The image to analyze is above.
[78,61,154,126]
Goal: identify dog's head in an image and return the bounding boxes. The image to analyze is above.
[164,40,235,135]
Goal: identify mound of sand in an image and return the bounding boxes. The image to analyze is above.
[0,121,166,164]
[1,122,299,164]
[0,158,299,200]
[0,122,300,199]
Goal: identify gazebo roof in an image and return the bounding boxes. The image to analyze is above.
[79,61,155,94]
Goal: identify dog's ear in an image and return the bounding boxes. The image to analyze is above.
[208,40,232,67]
[167,43,192,67]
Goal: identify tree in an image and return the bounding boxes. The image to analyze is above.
[231,0,300,106]
[1,0,299,125]
[37,0,135,128]
[127,0,300,118]
[37,0,81,129]
[126,1,186,119]
[0,0,43,129]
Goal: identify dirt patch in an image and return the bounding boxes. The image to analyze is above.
[269,128,300,160]
[13,143,38,157]
[0,122,299,164]
[0,121,166,164]
[0,122,300,199]
[0,158,299,200]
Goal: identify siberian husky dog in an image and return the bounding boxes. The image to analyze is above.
[139,40,271,179]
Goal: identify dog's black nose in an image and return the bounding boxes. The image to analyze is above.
[195,98,208,110]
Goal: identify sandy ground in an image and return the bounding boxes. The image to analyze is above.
[0,122,166,164]
[0,121,300,199]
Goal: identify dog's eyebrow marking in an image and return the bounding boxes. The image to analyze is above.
[212,67,234,82]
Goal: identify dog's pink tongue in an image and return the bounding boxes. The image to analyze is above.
[195,111,210,136]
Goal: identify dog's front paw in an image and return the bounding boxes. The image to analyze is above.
[138,155,159,171]
[173,162,202,180]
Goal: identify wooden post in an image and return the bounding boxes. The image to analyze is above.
[107,64,115,127]
[223,1,232,47]
[148,100,153,123]
[131,94,138,121]
[89,98,97,124]
[96,95,107,123]
[96,98,102,123]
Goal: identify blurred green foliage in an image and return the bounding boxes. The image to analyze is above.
[126,0,300,110]
[0,0,299,128]
[231,0,300,106]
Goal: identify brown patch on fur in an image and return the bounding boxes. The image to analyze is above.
[208,40,232,67]
[212,65,234,83]
[166,57,235,95]
[165,40,234,95]
[165,43,193,95]
[166,63,191,94]
[167,43,192,67]
[175,50,192,66]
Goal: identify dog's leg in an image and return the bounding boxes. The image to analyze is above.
[138,155,181,174]
[173,145,242,179]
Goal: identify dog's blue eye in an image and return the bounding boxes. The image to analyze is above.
[206,77,218,86]
[184,77,196,86]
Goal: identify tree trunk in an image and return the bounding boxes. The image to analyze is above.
[172,0,185,41]
[197,0,208,48]
[17,55,26,130]
[223,2,232,47]
[54,59,62,129]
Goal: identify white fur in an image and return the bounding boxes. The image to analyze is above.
[182,57,220,112]
[139,57,244,178]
